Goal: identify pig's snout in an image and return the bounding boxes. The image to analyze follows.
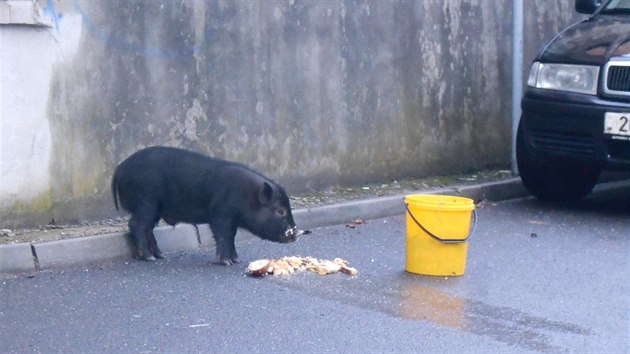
[283,226,311,242]
[283,227,298,242]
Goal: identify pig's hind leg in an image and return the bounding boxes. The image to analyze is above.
[147,220,164,259]
[147,231,163,259]
[129,210,160,262]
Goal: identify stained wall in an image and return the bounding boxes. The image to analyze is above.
[0,0,583,227]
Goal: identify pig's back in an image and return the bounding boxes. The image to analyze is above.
[113,146,264,223]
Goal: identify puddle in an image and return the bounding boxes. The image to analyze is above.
[272,272,591,353]
[398,276,590,352]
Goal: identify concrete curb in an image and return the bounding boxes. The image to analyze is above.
[1,178,527,275]
[0,243,36,273]
[35,232,132,270]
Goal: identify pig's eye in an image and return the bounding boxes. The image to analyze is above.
[276,209,287,217]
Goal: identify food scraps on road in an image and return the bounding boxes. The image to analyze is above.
[247,256,358,277]
[345,218,365,229]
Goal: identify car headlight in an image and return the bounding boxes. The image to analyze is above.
[527,62,599,95]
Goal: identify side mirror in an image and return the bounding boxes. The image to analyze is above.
[575,0,602,14]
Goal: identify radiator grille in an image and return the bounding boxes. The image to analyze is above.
[608,140,630,161]
[607,66,630,91]
[604,62,630,97]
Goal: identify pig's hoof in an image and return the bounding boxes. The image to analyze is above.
[218,257,240,266]
[153,252,164,259]
[143,255,157,262]
[219,259,233,266]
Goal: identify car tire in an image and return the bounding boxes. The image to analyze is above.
[516,119,601,203]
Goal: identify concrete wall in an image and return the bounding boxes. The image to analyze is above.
[0,0,583,228]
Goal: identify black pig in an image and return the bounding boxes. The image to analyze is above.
[111,146,304,265]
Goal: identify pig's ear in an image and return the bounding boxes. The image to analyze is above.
[258,181,274,205]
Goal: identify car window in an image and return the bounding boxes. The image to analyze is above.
[602,0,630,13]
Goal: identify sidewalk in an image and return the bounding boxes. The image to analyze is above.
[1,178,527,275]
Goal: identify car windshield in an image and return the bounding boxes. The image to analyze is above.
[601,0,630,13]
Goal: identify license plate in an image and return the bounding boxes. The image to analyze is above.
[604,112,630,137]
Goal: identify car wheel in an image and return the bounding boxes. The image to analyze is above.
[516,120,601,203]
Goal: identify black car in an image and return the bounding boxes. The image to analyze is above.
[517,0,630,202]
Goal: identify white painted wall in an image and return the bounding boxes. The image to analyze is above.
[0,0,81,208]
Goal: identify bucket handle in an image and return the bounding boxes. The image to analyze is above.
[404,203,477,244]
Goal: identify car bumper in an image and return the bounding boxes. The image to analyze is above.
[521,88,630,170]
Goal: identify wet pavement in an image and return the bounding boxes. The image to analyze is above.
[1,185,629,353]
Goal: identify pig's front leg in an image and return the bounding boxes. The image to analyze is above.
[209,218,240,265]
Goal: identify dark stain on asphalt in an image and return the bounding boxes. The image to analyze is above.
[270,272,591,353]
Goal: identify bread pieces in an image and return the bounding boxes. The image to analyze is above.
[247,256,358,277]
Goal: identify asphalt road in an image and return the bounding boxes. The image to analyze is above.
[1,185,629,353]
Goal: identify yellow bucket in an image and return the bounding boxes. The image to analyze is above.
[404,195,476,276]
